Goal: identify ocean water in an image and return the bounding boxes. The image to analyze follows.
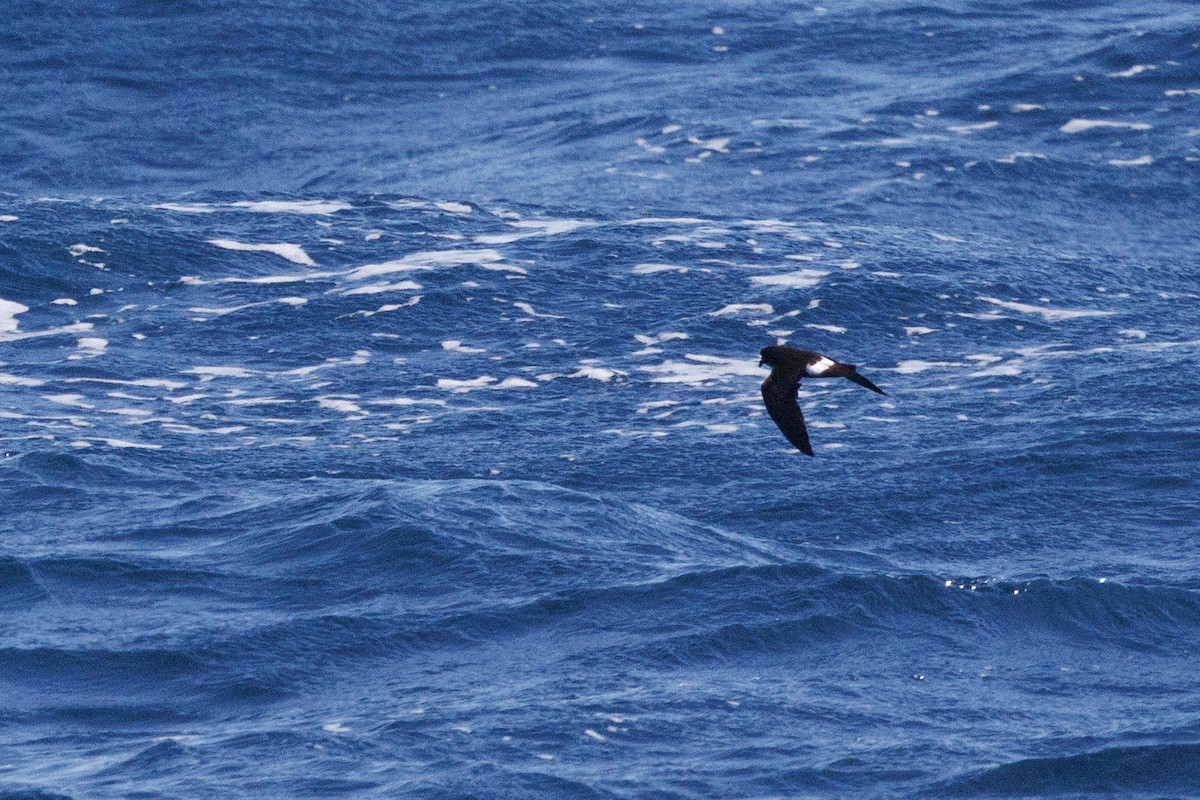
[2,1,1200,798]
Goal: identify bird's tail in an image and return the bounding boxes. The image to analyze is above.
[845,366,887,395]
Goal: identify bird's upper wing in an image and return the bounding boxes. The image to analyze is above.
[761,370,814,456]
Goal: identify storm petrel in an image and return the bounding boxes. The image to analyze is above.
[759,345,886,456]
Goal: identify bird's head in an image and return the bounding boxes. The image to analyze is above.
[759,345,788,368]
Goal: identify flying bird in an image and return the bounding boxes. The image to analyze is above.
[759,345,886,456]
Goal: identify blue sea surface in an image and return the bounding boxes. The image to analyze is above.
[2,1,1200,798]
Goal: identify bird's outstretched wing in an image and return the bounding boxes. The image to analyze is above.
[761,371,814,456]
[846,369,886,395]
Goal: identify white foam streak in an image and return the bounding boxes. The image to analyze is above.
[1108,155,1153,166]
[0,322,94,341]
[635,332,689,345]
[632,263,689,274]
[184,366,256,380]
[340,281,422,295]
[1108,65,1155,78]
[1060,119,1151,134]
[570,366,624,382]
[75,337,108,354]
[750,269,829,288]
[493,376,538,389]
[348,249,511,279]
[711,303,773,317]
[948,121,999,134]
[513,301,564,319]
[895,360,967,373]
[189,297,307,316]
[79,437,163,450]
[970,363,1022,377]
[0,298,30,333]
[640,356,760,384]
[228,200,351,215]
[0,373,44,386]
[442,340,486,353]
[475,219,594,244]
[317,397,367,415]
[208,240,317,266]
[978,296,1115,320]
[437,376,496,392]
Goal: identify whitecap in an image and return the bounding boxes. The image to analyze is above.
[640,356,759,384]
[356,297,421,316]
[442,340,486,353]
[437,376,496,392]
[189,297,307,317]
[493,376,538,389]
[996,151,1046,164]
[710,303,773,317]
[632,263,689,274]
[1059,119,1151,134]
[0,373,44,386]
[228,200,351,215]
[750,269,829,288]
[0,322,94,341]
[948,121,999,134]
[340,281,422,295]
[153,203,217,213]
[347,249,509,279]
[1108,155,1153,166]
[569,366,624,382]
[687,135,731,152]
[475,219,594,245]
[895,360,966,373]
[317,397,367,415]
[208,239,317,266]
[183,366,255,380]
[0,298,30,333]
[1108,65,1156,78]
[977,296,1115,320]
[43,393,94,408]
[970,363,1023,377]
[513,301,564,319]
[72,337,108,357]
[225,397,292,406]
[87,437,163,450]
[635,332,689,344]
[637,400,680,414]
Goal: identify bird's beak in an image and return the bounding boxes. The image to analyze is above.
[758,359,765,367]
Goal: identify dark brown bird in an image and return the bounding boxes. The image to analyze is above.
[759,345,886,456]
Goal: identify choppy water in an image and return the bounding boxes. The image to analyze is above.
[2,2,1200,798]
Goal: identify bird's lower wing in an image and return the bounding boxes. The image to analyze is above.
[762,375,814,456]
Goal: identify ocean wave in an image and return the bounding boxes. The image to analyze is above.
[3,0,1200,793]
[940,741,1200,797]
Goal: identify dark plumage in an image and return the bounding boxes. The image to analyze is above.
[759,345,886,456]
